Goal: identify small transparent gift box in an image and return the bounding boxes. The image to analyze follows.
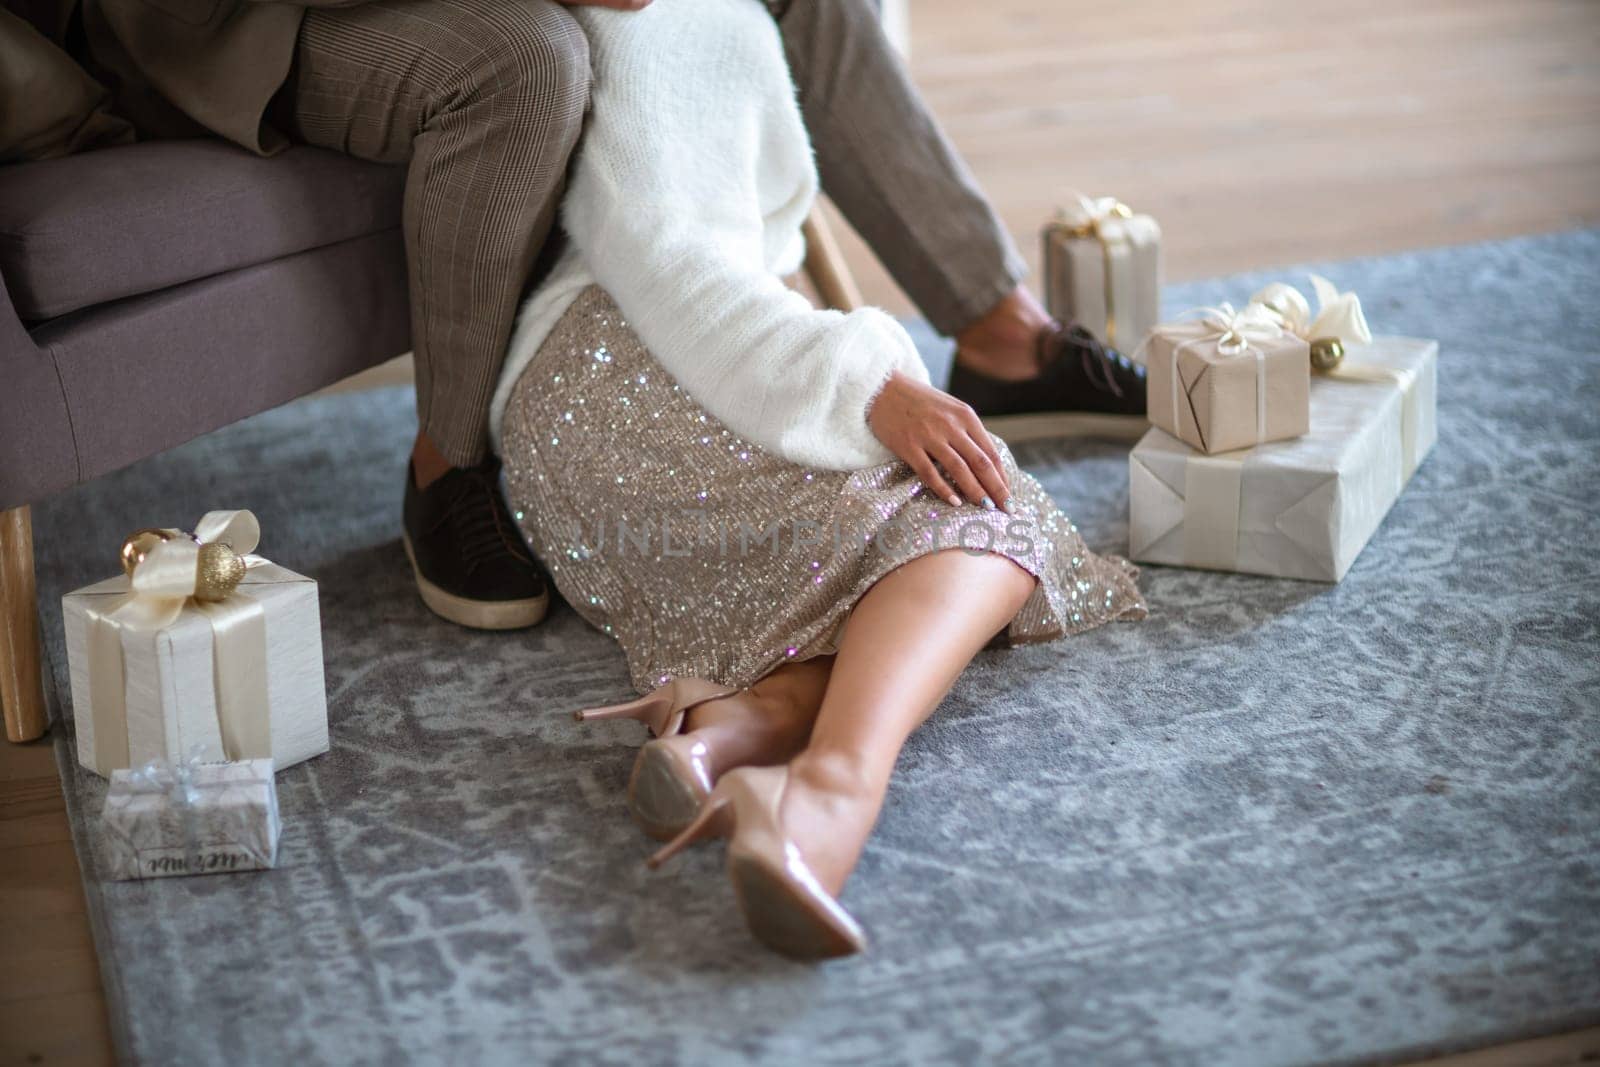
[100,753,280,881]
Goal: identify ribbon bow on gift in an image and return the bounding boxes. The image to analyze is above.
[85,511,275,772]
[1141,303,1285,449]
[1250,275,1422,471]
[1248,274,1372,371]
[125,746,209,806]
[1172,302,1285,354]
[1052,191,1135,239]
[122,746,211,875]
[115,510,264,629]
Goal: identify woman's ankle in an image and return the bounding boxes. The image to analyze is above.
[684,690,815,775]
[780,749,888,894]
[787,748,883,803]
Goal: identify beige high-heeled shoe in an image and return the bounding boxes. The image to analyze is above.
[575,678,743,841]
[647,764,867,960]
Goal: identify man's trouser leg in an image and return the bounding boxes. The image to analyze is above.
[777,0,1028,337]
[287,0,591,466]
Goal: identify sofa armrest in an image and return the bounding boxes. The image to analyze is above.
[0,270,79,512]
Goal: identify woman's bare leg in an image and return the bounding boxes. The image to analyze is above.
[680,657,834,778]
[780,549,1036,892]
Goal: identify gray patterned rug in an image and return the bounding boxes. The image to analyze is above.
[33,229,1600,1066]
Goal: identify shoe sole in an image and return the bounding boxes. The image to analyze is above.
[981,411,1148,446]
[728,852,865,960]
[402,533,550,631]
[628,743,704,842]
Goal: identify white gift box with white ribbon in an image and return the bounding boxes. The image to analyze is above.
[1129,336,1437,582]
[101,757,280,881]
[1042,192,1162,353]
[62,511,329,778]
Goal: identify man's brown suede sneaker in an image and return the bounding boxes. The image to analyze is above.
[401,457,550,630]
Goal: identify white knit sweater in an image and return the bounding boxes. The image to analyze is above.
[488,0,930,470]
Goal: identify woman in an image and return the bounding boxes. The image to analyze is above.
[491,0,1145,959]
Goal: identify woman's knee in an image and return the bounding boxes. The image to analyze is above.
[472,2,592,129]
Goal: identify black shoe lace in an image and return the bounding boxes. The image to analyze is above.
[1040,324,1125,398]
[450,470,525,574]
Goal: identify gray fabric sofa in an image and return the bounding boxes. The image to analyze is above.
[0,137,412,741]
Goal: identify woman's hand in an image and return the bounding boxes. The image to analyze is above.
[868,371,1011,511]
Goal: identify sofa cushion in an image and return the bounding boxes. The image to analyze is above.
[0,139,404,320]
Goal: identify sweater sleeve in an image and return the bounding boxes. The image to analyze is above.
[562,4,931,471]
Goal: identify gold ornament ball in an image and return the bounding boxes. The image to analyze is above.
[120,528,174,576]
[194,542,246,601]
[1310,337,1345,372]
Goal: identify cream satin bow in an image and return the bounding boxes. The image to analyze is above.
[117,511,263,630]
[1249,274,1373,347]
[1165,302,1285,354]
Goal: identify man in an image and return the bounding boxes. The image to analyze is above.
[78,0,1144,630]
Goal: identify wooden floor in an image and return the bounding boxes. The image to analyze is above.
[842,0,1600,317]
[3,1,1598,1063]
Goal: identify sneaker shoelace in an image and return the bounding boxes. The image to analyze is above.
[450,471,524,574]
[1040,325,1125,399]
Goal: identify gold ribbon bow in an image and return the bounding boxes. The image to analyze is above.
[1050,192,1134,240]
[86,511,273,772]
[1046,191,1138,349]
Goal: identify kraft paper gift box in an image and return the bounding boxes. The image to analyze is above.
[101,757,280,881]
[1042,193,1162,353]
[1145,304,1312,454]
[62,510,329,778]
[1129,336,1438,582]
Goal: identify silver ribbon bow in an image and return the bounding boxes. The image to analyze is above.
[123,746,212,875]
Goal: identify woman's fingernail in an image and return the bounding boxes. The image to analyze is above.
[948,494,962,507]
[981,496,996,510]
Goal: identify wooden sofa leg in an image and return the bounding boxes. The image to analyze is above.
[1,505,48,742]
[802,206,864,313]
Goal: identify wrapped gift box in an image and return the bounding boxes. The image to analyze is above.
[1145,309,1311,454]
[1042,195,1161,353]
[1130,336,1437,582]
[101,758,280,880]
[62,512,329,777]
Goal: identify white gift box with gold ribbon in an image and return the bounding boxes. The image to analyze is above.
[101,756,280,881]
[1129,336,1437,582]
[62,511,329,778]
[1042,192,1162,353]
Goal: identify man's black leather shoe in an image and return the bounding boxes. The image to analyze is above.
[402,456,550,630]
[948,323,1148,420]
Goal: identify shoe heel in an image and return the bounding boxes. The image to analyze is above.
[647,793,732,869]
[573,693,664,726]
[573,678,736,737]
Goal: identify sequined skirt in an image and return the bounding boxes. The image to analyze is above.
[502,286,1146,693]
